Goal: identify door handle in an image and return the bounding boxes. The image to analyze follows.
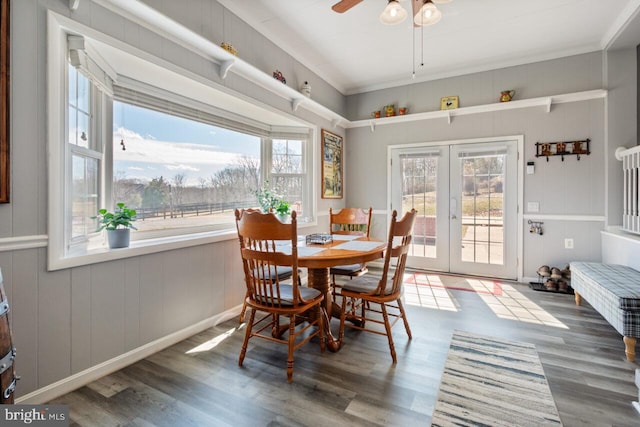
[450,198,457,220]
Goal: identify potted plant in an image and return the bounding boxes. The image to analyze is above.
[274,199,291,223]
[94,202,137,248]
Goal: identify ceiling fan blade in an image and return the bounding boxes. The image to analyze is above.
[331,0,364,13]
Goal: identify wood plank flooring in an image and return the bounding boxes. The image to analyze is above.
[50,273,640,426]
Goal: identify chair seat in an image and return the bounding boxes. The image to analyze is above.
[253,266,293,281]
[254,284,322,306]
[330,263,367,276]
[342,274,394,296]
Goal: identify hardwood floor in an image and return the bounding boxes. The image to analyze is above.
[51,273,640,426]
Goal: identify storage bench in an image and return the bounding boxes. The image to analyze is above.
[570,262,640,362]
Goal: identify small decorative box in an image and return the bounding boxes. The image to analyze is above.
[306,233,333,245]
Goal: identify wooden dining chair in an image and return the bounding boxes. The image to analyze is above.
[236,208,295,323]
[329,207,373,290]
[235,209,325,382]
[338,209,416,363]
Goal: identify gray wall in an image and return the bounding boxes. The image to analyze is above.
[4,0,638,399]
[5,0,337,398]
[345,53,608,277]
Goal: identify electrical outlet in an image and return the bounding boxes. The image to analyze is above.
[564,238,574,249]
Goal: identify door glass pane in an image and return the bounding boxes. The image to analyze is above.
[459,155,505,265]
[401,155,438,258]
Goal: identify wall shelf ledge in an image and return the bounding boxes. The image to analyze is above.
[349,89,607,131]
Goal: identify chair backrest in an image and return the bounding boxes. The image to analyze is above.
[329,207,373,236]
[376,209,417,296]
[235,209,302,307]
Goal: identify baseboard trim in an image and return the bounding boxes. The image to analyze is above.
[16,306,242,404]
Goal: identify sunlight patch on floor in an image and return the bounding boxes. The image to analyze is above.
[467,279,568,329]
[185,326,241,354]
[403,274,459,311]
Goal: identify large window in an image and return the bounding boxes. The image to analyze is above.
[49,23,315,270]
[111,100,309,238]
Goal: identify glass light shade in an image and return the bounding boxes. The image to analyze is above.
[413,3,442,26]
[380,1,408,25]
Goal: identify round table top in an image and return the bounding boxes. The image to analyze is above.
[297,236,386,269]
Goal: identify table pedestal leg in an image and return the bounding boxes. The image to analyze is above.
[308,268,342,352]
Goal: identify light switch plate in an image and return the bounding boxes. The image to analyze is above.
[527,202,539,212]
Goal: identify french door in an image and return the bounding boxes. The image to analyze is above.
[390,138,520,279]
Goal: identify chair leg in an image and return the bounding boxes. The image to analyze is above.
[397,298,412,339]
[381,303,397,363]
[239,308,255,366]
[239,292,249,323]
[287,315,296,383]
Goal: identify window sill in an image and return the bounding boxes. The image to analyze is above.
[48,220,318,271]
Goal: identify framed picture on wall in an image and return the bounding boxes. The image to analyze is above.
[0,0,9,203]
[321,129,343,199]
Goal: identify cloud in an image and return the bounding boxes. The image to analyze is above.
[166,164,200,172]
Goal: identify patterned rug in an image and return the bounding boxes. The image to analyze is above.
[431,331,563,426]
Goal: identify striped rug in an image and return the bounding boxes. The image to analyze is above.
[431,331,563,426]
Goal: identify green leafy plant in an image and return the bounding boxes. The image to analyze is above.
[255,181,290,214]
[94,202,138,231]
[274,200,291,215]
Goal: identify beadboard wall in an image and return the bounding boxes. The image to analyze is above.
[3,0,637,402]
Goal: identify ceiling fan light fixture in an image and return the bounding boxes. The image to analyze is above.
[414,1,442,26]
[380,0,407,25]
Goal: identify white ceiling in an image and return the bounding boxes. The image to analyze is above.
[218,0,640,95]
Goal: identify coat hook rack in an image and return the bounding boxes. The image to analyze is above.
[528,220,543,235]
[535,139,590,162]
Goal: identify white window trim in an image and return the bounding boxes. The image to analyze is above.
[47,12,317,271]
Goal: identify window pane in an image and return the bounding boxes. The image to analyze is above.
[71,155,99,238]
[68,66,77,106]
[272,175,303,214]
[76,111,89,148]
[272,139,302,174]
[76,71,90,113]
[113,101,262,234]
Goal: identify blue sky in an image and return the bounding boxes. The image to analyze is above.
[113,101,260,186]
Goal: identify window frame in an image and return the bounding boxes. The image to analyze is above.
[47,15,317,271]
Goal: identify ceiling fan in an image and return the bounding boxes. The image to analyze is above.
[332,0,451,26]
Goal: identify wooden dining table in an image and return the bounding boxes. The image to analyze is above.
[296,235,386,352]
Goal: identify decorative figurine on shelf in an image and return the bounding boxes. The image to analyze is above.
[399,107,408,115]
[300,81,311,97]
[500,90,515,102]
[272,70,286,84]
[384,104,395,117]
[371,110,381,118]
[220,42,238,56]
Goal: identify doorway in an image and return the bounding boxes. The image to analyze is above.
[389,137,522,279]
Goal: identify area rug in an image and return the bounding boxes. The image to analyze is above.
[431,331,563,426]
